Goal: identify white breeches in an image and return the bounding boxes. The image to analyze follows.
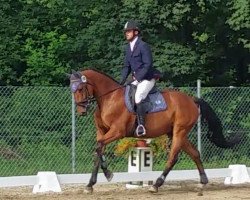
[131,79,156,104]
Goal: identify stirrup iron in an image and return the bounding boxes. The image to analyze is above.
[136,124,146,137]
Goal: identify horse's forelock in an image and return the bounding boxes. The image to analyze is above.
[70,71,82,81]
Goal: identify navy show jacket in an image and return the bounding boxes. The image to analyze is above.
[121,38,161,82]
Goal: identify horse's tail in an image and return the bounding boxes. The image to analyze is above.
[194,98,241,148]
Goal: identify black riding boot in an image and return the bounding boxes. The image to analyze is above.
[136,102,146,136]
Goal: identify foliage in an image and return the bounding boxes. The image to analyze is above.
[149,136,170,158]
[114,136,169,158]
[226,0,250,49]
[114,138,139,156]
[21,31,68,85]
[0,0,249,86]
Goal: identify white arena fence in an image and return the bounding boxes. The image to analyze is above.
[0,85,249,187]
[0,167,250,189]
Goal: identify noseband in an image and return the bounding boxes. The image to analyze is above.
[75,83,94,111]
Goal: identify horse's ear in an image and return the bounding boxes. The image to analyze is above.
[76,72,83,79]
[65,73,71,78]
[71,69,82,78]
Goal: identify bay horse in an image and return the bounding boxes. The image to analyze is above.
[70,69,240,194]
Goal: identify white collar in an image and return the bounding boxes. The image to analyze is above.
[130,36,138,51]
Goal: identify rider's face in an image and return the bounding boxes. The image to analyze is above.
[125,30,138,42]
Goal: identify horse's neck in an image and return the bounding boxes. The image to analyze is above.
[86,71,119,98]
[94,79,118,97]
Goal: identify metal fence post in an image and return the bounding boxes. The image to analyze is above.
[71,93,76,173]
[197,80,202,157]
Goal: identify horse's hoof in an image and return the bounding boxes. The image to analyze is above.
[200,173,208,185]
[84,186,93,194]
[105,171,114,182]
[107,172,114,182]
[149,185,158,193]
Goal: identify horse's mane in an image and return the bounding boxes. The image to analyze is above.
[83,68,120,84]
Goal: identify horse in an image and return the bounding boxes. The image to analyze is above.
[69,69,241,194]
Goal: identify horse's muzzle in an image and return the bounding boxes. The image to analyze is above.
[78,111,87,116]
[76,106,87,116]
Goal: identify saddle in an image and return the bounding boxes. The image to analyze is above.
[124,84,167,114]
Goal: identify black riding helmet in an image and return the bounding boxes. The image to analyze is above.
[124,20,140,33]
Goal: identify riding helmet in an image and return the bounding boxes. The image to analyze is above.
[124,20,140,32]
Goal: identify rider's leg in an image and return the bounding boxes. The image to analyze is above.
[136,101,147,136]
[135,79,155,136]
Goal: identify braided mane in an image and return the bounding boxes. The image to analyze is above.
[83,68,120,84]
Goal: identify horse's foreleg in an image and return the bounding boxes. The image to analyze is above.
[97,128,125,181]
[85,151,100,194]
[99,154,114,181]
[96,142,114,182]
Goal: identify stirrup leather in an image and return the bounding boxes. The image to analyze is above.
[136,124,146,137]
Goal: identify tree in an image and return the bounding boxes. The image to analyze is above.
[0,0,249,86]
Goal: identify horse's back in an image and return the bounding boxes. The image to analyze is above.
[161,89,199,126]
[107,87,199,138]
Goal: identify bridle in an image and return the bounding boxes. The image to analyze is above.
[71,79,94,113]
[71,75,124,114]
[77,83,95,110]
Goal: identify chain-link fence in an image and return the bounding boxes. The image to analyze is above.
[0,86,249,177]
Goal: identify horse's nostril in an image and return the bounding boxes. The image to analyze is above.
[78,111,87,116]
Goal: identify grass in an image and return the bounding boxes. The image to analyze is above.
[1,141,250,176]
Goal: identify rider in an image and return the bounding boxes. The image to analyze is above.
[120,20,162,137]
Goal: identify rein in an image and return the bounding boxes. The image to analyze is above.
[77,82,125,111]
[94,85,125,100]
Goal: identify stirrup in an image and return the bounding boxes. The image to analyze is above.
[136,125,146,137]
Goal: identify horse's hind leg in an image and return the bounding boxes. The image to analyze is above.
[149,128,186,193]
[182,139,208,195]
